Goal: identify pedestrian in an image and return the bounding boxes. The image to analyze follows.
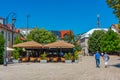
[60,51,64,57]
[101,52,104,57]
[103,52,110,68]
[95,51,101,68]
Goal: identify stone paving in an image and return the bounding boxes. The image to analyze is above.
[0,56,120,80]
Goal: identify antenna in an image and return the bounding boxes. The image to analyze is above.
[97,14,100,28]
[26,15,30,36]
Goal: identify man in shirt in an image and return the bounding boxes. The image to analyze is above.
[95,51,101,68]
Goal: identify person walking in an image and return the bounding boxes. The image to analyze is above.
[103,52,110,68]
[101,52,104,57]
[95,51,101,68]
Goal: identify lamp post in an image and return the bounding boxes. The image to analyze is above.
[11,17,16,45]
[26,15,30,37]
[97,14,100,28]
[3,12,16,66]
[6,12,16,45]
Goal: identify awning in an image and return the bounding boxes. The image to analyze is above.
[44,40,74,48]
[13,41,43,48]
[6,47,14,51]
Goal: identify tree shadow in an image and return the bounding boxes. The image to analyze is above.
[117,59,120,60]
[110,63,120,68]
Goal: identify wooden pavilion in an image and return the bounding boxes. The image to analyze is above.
[13,41,43,62]
[44,40,75,62]
[13,40,75,62]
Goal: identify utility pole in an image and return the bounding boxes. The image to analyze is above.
[26,15,30,37]
[97,14,100,28]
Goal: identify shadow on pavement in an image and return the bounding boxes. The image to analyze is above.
[117,59,120,60]
[110,63,120,68]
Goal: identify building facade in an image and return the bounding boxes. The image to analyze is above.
[0,17,20,62]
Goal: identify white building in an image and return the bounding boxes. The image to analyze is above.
[0,16,20,63]
[19,28,33,38]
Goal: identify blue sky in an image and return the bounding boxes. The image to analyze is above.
[0,0,118,34]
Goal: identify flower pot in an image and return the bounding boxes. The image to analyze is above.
[13,60,19,63]
[65,60,72,63]
[74,60,79,63]
[40,60,47,63]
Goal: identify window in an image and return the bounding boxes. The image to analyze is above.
[1,31,4,36]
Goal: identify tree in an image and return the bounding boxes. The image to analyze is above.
[100,29,120,53]
[27,27,56,44]
[0,33,5,64]
[13,36,23,60]
[106,0,120,23]
[14,36,23,44]
[88,30,106,53]
[63,31,74,44]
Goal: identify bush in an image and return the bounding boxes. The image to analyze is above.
[0,47,4,64]
[0,34,5,64]
[64,52,73,60]
[74,53,79,60]
[13,48,20,60]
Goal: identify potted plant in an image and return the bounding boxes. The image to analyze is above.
[74,53,79,63]
[64,52,73,63]
[40,52,47,63]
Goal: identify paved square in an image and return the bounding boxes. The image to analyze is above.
[0,56,120,80]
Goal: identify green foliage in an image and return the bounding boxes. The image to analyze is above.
[88,30,106,53]
[100,29,120,53]
[74,53,79,60]
[74,43,82,52]
[27,27,57,44]
[106,0,120,23]
[73,35,82,52]
[63,31,74,44]
[41,52,47,60]
[64,52,73,60]
[13,48,20,60]
[13,36,23,60]
[88,29,120,54]
[0,33,5,64]
[14,36,23,44]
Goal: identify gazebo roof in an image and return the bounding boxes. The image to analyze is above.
[13,41,43,48]
[44,40,74,48]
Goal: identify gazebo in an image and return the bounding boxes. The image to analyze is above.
[44,40,75,62]
[13,41,43,62]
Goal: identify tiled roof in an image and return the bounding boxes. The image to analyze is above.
[13,41,43,48]
[112,24,119,30]
[0,23,19,33]
[44,40,74,48]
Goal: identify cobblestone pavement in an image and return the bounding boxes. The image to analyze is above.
[0,56,120,80]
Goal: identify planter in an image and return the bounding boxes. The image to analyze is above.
[13,60,19,63]
[65,60,72,63]
[74,60,79,63]
[40,60,47,63]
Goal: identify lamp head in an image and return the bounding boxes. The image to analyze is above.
[12,18,16,24]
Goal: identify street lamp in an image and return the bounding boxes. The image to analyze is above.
[3,12,16,66]
[97,14,100,28]
[6,12,16,24]
[6,12,16,47]
[12,17,16,45]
